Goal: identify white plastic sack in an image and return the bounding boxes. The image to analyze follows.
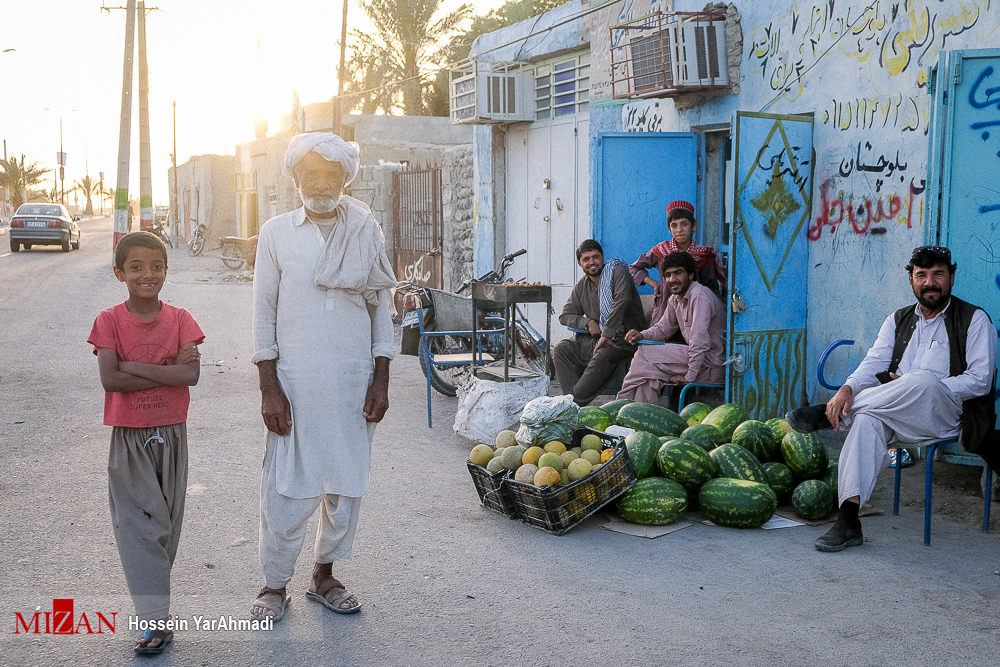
[453,374,550,443]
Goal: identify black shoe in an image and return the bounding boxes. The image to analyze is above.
[786,405,832,433]
[814,519,864,552]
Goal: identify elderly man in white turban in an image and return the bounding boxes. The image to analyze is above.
[249,133,396,621]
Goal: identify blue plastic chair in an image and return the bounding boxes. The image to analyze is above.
[417,306,503,428]
[818,339,992,544]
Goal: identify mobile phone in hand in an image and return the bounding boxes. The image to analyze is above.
[875,371,895,384]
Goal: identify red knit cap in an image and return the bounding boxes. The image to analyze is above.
[666,200,695,215]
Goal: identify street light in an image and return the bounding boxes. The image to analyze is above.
[41,108,78,205]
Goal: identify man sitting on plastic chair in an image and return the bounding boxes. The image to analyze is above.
[786,246,998,552]
[616,251,726,410]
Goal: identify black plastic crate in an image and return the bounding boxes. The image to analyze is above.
[503,427,636,535]
[467,460,518,518]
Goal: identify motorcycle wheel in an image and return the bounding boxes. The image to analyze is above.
[188,234,204,257]
[161,232,172,248]
[418,336,473,397]
[221,243,245,269]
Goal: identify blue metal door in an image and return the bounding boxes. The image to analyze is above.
[594,133,697,289]
[938,49,1000,331]
[730,112,814,420]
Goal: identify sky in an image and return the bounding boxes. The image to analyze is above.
[0,0,502,209]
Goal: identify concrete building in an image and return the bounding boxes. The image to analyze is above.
[235,108,474,290]
[167,154,238,244]
[462,0,1000,419]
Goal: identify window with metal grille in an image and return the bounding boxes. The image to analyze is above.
[532,53,589,121]
[629,32,673,92]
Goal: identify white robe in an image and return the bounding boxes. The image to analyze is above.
[251,203,395,499]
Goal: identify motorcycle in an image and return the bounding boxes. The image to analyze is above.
[219,235,259,270]
[398,248,548,396]
[150,220,172,248]
[187,220,207,256]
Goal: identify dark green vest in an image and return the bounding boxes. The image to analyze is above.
[888,296,997,465]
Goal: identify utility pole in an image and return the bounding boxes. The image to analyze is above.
[59,118,64,205]
[138,1,153,232]
[334,0,349,136]
[110,0,136,250]
[172,100,178,240]
[100,171,105,216]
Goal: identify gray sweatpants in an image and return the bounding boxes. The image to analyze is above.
[837,370,962,506]
[259,443,362,590]
[108,423,188,621]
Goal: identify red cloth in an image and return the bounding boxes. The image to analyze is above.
[650,239,726,283]
[88,302,205,427]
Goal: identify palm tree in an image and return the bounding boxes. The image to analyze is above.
[345,0,472,115]
[0,155,49,209]
[73,174,101,215]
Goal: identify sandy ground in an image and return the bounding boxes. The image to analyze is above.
[1,215,998,666]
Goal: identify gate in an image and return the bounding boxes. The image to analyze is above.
[393,166,443,311]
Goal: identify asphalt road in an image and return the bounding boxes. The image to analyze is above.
[1,215,998,666]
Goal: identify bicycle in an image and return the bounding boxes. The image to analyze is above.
[187,220,207,256]
[150,220,172,248]
[398,249,548,396]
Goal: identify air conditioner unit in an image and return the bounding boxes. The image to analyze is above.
[673,18,728,88]
[450,63,534,125]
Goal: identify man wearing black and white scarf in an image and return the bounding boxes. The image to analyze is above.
[554,239,646,406]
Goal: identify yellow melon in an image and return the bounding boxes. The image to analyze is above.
[600,448,615,463]
[537,452,564,471]
[560,450,579,466]
[522,446,544,466]
[580,449,601,466]
[470,444,494,467]
[500,445,525,471]
[581,434,604,451]
[495,430,518,448]
[534,466,560,487]
[559,469,570,485]
[515,464,539,484]
[543,441,567,455]
[567,458,593,481]
[486,456,505,473]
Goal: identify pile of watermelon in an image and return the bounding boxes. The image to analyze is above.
[577,399,839,528]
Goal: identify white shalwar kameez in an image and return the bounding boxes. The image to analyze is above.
[836,301,995,507]
[251,202,395,589]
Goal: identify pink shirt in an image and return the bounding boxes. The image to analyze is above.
[641,280,726,383]
[88,302,205,428]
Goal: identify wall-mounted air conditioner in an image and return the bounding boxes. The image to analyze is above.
[613,12,729,99]
[450,62,534,125]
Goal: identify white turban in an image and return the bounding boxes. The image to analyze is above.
[282,132,361,186]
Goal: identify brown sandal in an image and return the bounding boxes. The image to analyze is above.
[250,587,290,622]
[306,575,360,614]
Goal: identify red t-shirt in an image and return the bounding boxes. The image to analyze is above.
[88,302,205,428]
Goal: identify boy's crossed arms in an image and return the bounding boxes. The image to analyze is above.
[96,341,201,393]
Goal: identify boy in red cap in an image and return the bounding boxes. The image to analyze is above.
[628,200,726,325]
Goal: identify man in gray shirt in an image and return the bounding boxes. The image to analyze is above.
[554,239,647,406]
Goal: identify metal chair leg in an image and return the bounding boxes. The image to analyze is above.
[924,442,940,546]
[893,450,902,516]
[985,464,993,534]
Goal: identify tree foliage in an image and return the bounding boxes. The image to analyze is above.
[73,175,101,215]
[344,0,473,116]
[0,155,49,209]
[442,0,570,64]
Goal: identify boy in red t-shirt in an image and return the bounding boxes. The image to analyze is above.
[88,231,204,655]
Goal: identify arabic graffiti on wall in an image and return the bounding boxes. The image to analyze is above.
[808,177,926,240]
[623,100,666,132]
[748,0,989,123]
[822,91,928,133]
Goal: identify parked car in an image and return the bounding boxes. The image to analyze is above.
[8,203,81,252]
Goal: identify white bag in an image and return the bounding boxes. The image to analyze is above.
[453,373,550,443]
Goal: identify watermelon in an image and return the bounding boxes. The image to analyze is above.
[624,430,661,479]
[657,440,716,488]
[781,431,830,479]
[710,444,768,485]
[762,462,797,501]
[701,403,750,441]
[616,477,688,525]
[680,423,726,451]
[766,417,793,443]
[658,435,673,444]
[615,402,687,438]
[578,406,612,432]
[599,398,633,421]
[732,420,780,462]
[821,460,838,495]
[699,478,778,528]
[679,401,712,426]
[792,479,836,520]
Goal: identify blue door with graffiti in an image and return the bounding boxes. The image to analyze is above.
[594,133,697,288]
[938,49,1000,331]
[730,112,814,420]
